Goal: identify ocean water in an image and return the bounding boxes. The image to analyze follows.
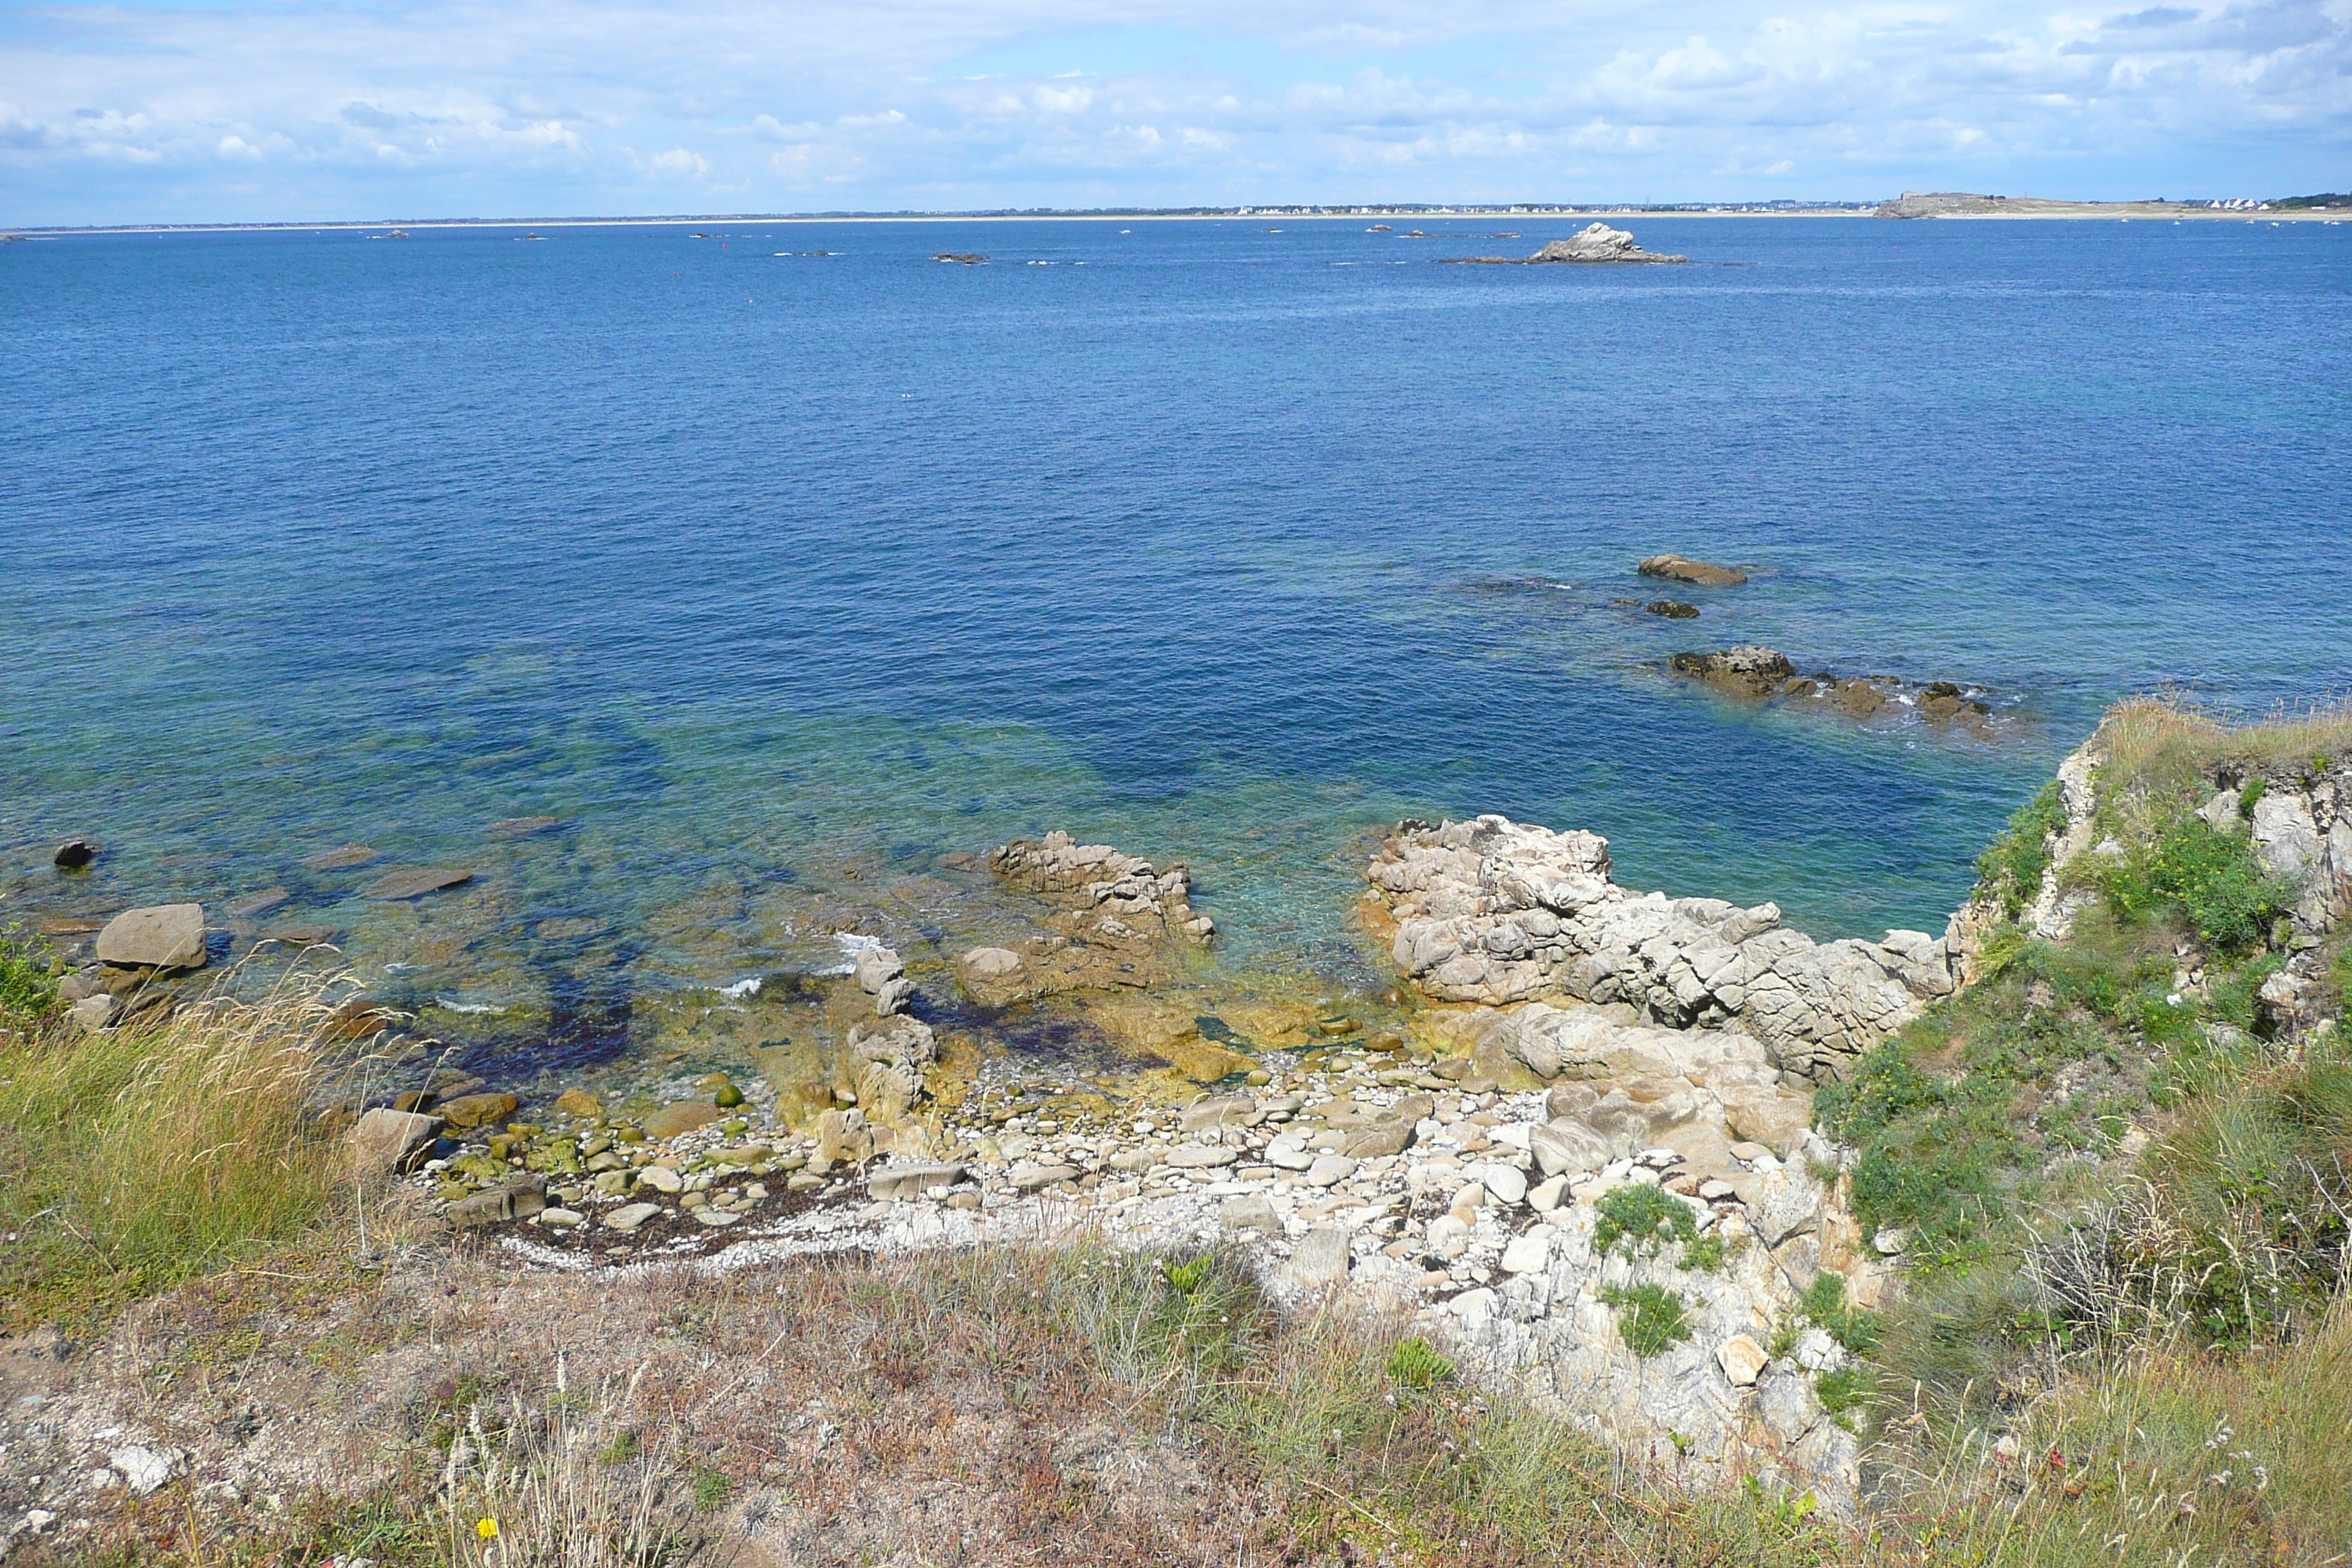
[4,215,2349,1026]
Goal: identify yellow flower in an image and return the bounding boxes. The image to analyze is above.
[477,1518,500,1539]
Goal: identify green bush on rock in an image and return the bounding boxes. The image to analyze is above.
[1601,1284,1693,1357]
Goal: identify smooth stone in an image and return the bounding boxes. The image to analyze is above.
[96,904,206,970]
[555,1088,603,1117]
[448,1183,545,1227]
[53,839,98,870]
[1341,1123,1414,1158]
[1527,1175,1570,1213]
[1108,1149,1160,1173]
[364,866,475,901]
[1166,1145,1238,1169]
[642,1101,724,1139]
[960,946,1022,979]
[302,844,380,870]
[1499,1226,1556,1273]
[437,1092,519,1129]
[1266,1142,1315,1172]
[538,1207,585,1228]
[1718,1334,1769,1386]
[1180,1096,1256,1131]
[1474,1164,1529,1205]
[219,888,291,921]
[1009,1163,1082,1191]
[633,1165,684,1194]
[1279,1228,1352,1289]
[347,1108,443,1174]
[1303,1155,1357,1188]
[1221,1196,1281,1235]
[695,1209,742,1227]
[870,1161,966,1199]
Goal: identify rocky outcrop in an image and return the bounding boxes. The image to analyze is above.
[990,832,1215,946]
[1638,554,1747,587]
[1365,816,1959,1081]
[845,1014,938,1138]
[1975,721,2352,1021]
[1447,222,1688,265]
[960,832,1218,1006]
[1669,647,2001,736]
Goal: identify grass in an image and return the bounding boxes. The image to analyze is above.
[1874,1304,2352,1568]
[0,970,352,1334]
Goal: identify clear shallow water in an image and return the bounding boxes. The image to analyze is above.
[4,216,2349,1011]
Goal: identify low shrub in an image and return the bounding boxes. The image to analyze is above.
[0,924,61,1036]
[2096,815,2296,956]
[1594,1183,1697,1256]
[1601,1284,1693,1357]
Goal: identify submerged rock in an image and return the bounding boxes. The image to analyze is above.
[1637,554,1748,587]
[364,866,475,900]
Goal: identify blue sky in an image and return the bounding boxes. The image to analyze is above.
[3,0,2346,223]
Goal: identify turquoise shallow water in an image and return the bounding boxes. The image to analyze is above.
[4,216,2348,1033]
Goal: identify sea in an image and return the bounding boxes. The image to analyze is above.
[4,214,2348,1049]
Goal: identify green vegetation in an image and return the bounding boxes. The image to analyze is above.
[2091,815,2296,955]
[1833,695,2352,1565]
[1975,780,2068,921]
[1594,1181,1696,1255]
[1384,1335,1455,1388]
[0,978,347,1333]
[0,924,62,1036]
[1798,1273,1882,1356]
[1600,1284,1694,1357]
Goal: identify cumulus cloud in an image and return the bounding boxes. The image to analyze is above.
[0,0,2344,222]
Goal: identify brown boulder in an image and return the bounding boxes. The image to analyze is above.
[1637,554,1749,587]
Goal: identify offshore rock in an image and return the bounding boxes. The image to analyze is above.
[1365,815,1959,1080]
[1670,647,1999,736]
[1450,222,1688,264]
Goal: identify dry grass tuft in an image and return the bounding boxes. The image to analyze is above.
[440,1362,717,1568]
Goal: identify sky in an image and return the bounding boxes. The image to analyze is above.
[2,0,2347,224]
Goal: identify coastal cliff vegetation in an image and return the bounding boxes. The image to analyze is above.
[4,695,2350,1565]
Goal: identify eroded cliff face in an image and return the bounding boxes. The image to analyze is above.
[1364,815,1963,1084]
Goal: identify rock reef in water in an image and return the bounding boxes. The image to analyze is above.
[1446,222,1688,265]
[957,831,1218,1008]
[1365,814,1961,1082]
[1668,645,2003,736]
[1637,553,1748,586]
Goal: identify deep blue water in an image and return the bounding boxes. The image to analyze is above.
[4,215,2349,1005]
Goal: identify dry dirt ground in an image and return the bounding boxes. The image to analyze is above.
[0,1220,1488,1567]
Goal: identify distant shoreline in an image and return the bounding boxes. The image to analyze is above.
[12,203,2346,238]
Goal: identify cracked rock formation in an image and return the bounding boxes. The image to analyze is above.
[1365,815,1961,1082]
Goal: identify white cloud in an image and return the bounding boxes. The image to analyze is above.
[0,0,2344,222]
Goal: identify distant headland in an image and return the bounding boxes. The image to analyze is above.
[9,191,2349,237]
